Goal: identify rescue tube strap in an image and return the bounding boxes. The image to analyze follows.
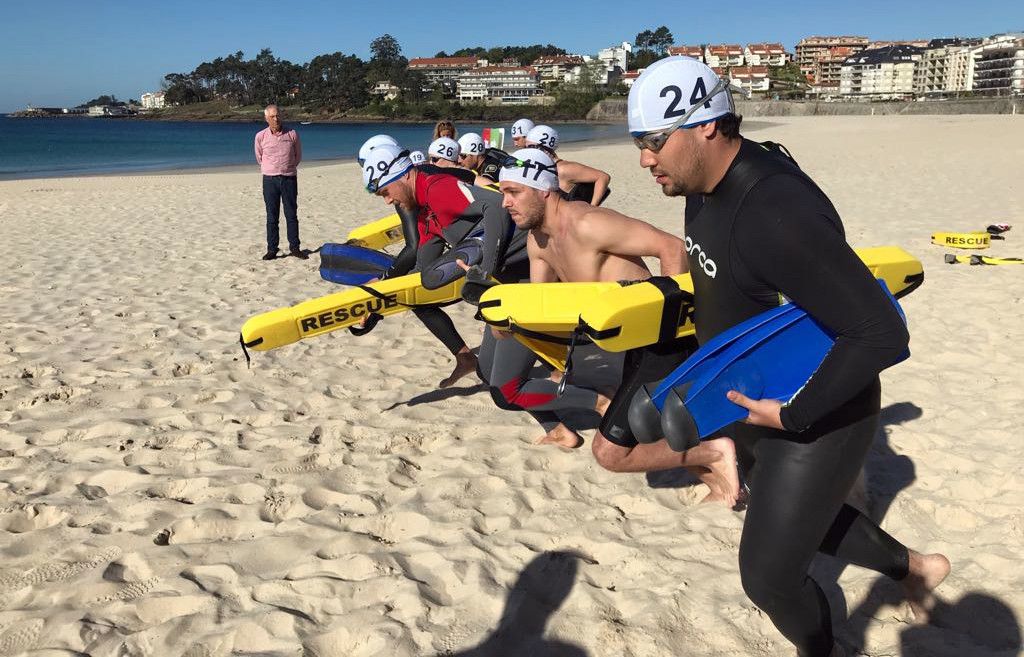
[644,276,694,343]
[931,232,990,249]
[945,253,1024,266]
[895,272,925,299]
[353,283,460,310]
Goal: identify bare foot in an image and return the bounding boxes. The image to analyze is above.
[548,369,564,384]
[534,423,583,449]
[902,550,951,624]
[439,350,478,388]
[688,438,740,507]
[594,388,615,416]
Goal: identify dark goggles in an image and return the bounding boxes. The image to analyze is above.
[632,78,733,153]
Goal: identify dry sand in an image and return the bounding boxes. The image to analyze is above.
[0,114,1021,656]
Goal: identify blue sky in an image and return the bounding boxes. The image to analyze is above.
[1,0,1020,112]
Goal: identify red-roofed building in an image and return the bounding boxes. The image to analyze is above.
[667,45,704,59]
[457,66,543,104]
[621,70,642,88]
[531,54,585,85]
[706,44,745,67]
[745,43,788,66]
[795,36,869,82]
[720,65,771,94]
[408,56,482,88]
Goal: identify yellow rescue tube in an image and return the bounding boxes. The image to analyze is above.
[241,273,463,352]
[344,213,403,250]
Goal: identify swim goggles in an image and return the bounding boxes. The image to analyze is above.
[365,149,411,193]
[632,77,734,153]
[499,155,558,182]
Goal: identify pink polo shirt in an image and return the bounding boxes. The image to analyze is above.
[255,126,302,176]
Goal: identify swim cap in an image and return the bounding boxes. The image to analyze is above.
[511,118,535,138]
[498,148,560,192]
[409,150,427,165]
[428,137,460,162]
[525,125,559,151]
[458,133,486,155]
[627,56,733,134]
[357,134,399,165]
[362,144,412,192]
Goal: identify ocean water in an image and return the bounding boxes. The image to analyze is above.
[0,116,628,179]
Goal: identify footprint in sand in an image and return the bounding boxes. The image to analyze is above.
[0,504,69,533]
[0,618,44,656]
[157,510,264,545]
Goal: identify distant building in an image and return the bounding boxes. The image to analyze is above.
[621,70,643,88]
[839,45,924,100]
[407,56,482,88]
[597,42,631,74]
[867,40,930,50]
[532,55,585,86]
[667,45,704,60]
[140,91,166,109]
[796,36,869,82]
[717,65,771,95]
[456,66,542,104]
[812,47,857,96]
[972,34,1024,96]
[371,81,400,101]
[746,43,788,67]
[914,39,981,97]
[706,44,745,68]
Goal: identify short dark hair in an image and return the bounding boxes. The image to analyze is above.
[716,112,743,139]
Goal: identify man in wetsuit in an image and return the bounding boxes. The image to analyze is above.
[487,147,738,499]
[458,133,508,184]
[524,125,612,206]
[357,137,482,388]
[628,56,950,657]
[362,144,527,387]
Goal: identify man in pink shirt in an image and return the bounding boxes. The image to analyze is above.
[255,104,306,260]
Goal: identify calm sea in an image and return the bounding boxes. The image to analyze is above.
[0,116,627,179]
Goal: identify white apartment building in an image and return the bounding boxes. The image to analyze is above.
[717,65,771,94]
[745,43,788,66]
[456,66,542,104]
[972,34,1024,96]
[597,42,631,74]
[667,45,704,60]
[532,55,585,86]
[140,91,166,109]
[706,44,745,68]
[914,39,979,96]
[840,45,924,100]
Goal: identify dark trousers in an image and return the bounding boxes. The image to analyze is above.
[262,175,299,252]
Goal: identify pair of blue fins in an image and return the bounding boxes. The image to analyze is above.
[628,281,909,452]
[318,238,484,289]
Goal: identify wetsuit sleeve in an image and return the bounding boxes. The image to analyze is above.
[383,206,421,278]
[734,175,910,432]
[430,184,513,280]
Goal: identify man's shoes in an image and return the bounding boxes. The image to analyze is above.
[290,248,309,260]
[262,250,278,261]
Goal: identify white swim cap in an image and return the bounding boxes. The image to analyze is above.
[511,118,535,138]
[409,150,427,165]
[627,56,733,135]
[458,133,486,155]
[498,148,560,192]
[362,144,412,192]
[428,137,460,163]
[357,134,399,165]
[525,125,559,151]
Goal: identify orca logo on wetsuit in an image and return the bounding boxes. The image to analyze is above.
[685,236,717,279]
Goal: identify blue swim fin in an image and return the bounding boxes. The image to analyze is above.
[319,243,394,286]
[633,280,908,451]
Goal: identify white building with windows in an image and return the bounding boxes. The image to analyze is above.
[706,44,745,68]
[408,56,482,89]
[456,66,542,104]
[746,43,788,66]
[716,66,771,94]
[597,42,631,73]
[140,91,166,109]
[532,55,585,86]
[972,34,1024,96]
[914,39,979,96]
[839,45,924,100]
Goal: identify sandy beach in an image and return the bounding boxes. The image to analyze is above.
[0,114,1021,656]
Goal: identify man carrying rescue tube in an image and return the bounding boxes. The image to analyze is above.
[628,55,949,657]
[469,146,740,501]
[361,144,528,387]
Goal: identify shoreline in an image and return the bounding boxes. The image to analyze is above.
[0,121,783,183]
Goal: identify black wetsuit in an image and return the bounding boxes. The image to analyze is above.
[477,148,508,184]
[684,139,911,656]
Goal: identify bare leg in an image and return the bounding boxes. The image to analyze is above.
[439,346,479,388]
[902,550,951,624]
[534,390,613,449]
[592,433,740,505]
